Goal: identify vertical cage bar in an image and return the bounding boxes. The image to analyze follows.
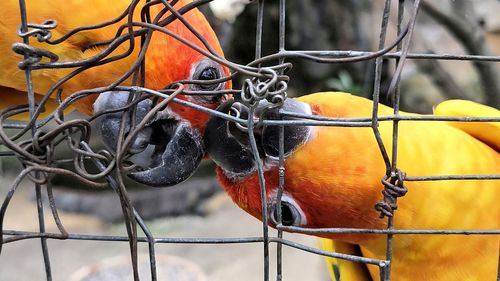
[384,0,407,279]
[81,141,157,281]
[17,0,53,280]
[275,0,286,280]
[278,0,286,52]
[136,216,157,281]
[247,105,270,281]
[371,0,393,280]
[255,0,265,60]
[34,186,52,281]
[132,8,157,279]
[380,262,390,281]
[275,125,285,281]
[254,1,270,280]
[371,0,393,170]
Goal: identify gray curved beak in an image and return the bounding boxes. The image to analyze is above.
[203,99,256,177]
[204,97,312,176]
[94,91,203,187]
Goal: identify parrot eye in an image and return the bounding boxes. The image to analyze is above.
[198,67,218,83]
[270,195,306,227]
[189,58,227,102]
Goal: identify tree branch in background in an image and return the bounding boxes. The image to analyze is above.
[411,31,470,100]
[413,51,470,100]
[421,1,500,107]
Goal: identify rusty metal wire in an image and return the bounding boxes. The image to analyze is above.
[0,0,499,281]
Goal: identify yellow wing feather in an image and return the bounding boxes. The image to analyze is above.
[321,239,372,281]
[434,100,500,151]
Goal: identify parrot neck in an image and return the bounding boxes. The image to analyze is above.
[216,167,279,223]
[216,166,388,247]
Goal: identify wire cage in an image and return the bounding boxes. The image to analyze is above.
[0,0,499,280]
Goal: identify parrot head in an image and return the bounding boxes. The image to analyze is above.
[92,0,232,187]
[204,95,388,243]
[203,98,314,226]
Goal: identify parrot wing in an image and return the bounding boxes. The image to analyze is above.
[321,239,372,281]
[0,0,143,115]
[433,99,500,151]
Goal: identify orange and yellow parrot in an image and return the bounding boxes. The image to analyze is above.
[204,92,500,280]
[0,0,231,186]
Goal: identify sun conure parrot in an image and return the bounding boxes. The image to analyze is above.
[203,92,500,280]
[0,0,231,186]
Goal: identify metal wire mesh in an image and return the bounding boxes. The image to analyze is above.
[0,0,499,280]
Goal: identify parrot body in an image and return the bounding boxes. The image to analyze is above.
[206,92,500,280]
[0,0,228,127]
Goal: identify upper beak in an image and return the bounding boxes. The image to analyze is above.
[94,91,204,187]
[203,98,257,176]
[203,97,312,176]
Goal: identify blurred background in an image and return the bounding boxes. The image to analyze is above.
[1,0,499,280]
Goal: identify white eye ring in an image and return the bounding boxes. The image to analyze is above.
[269,193,307,227]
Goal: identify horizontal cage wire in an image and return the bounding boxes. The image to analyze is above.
[0,0,499,281]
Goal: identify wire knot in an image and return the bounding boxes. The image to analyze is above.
[241,68,288,108]
[375,169,408,218]
[12,42,59,69]
[31,130,50,157]
[17,19,57,42]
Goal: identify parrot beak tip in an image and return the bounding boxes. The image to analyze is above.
[127,122,204,187]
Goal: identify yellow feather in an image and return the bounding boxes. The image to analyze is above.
[434,99,500,151]
[321,238,372,281]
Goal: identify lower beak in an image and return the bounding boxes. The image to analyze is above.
[128,122,203,187]
[94,91,204,187]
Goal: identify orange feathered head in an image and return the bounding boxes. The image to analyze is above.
[90,0,232,187]
[144,0,232,133]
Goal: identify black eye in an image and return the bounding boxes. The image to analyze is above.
[198,67,219,82]
[270,198,305,227]
[275,202,295,226]
[190,59,226,94]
